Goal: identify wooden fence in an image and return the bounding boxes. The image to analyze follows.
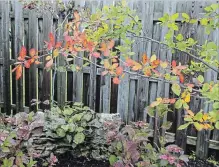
[0,0,219,159]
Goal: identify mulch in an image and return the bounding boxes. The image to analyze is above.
[37,152,218,167]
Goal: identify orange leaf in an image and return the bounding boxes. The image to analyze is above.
[112,58,118,63]
[132,63,142,71]
[35,60,41,65]
[179,73,184,83]
[104,60,110,69]
[113,77,121,84]
[16,65,22,80]
[45,59,53,68]
[116,66,123,75]
[55,42,62,48]
[125,58,135,67]
[186,110,194,117]
[74,10,80,30]
[99,42,107,52]
[18,46,27,61]
[29,48,36,57]
[112,63,119,69]
[151,59,160,68]
[144,68,152,76]
[108,40,115,49]
[49,32,55,46]
[142,53,148,65]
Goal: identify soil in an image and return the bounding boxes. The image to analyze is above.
[187,158,218,167]
[54,152,109,167]
[37,152,218,167]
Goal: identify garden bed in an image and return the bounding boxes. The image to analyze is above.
[36,152,218,167]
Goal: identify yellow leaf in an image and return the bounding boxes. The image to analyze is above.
[184,93,190,103]
[53,49,59,57]
[46,56,52,61]
[160,61,168,68]
[104,60,110,69]
[156,98,163,103]
[150,54,157,63]
[202,113,208,121]
[181,91,187,98]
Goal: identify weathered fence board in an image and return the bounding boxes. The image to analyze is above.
[0,0,218,158]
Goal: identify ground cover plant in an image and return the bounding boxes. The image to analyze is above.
[1,0,219,166]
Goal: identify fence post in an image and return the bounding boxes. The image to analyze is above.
[2,0,11,115]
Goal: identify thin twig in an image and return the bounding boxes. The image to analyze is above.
[127,32,219,73]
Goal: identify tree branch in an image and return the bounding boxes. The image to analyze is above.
[127,33,219,74]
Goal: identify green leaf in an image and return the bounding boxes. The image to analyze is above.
[74,132,85,144]
[200,18,208,26]
[171,13,179,20]
[184,117,193,122]
[176,34,183,41]
[215,122,219,130]
[197,75,204,83]
[194,122,203,131]
[178,123,191,130]
[76,127,84,132]
[61,125,69,132]
[175,99,183,109]
[109,155,117,165]
[182,13,190,20]
[56,128,66,137]
[193,112,203,121]
[63,108,74,116]
[189,19,197,24]
[213,102,219,109]
[172,83,181,96]
[183,102,189,110]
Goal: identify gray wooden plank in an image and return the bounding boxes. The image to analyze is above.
[14,1,24,113]
[40,10,53,110]
[28,9,38,112]
[2,0,11,114]
[196,3,211,157]
[72,0,85,103]
[99,0,113,113]
[56,14,66,109]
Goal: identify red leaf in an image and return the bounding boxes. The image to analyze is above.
[172,60,177,67]
[116,66,123,75]
[125,58,135,67]
[18,46,27,61]
[55,42,62,48]
[92,52,100,58]
[113,77,121,84]
[16,65,22,80]
[24,60,30,68]
[49,32,55,46]
[29,48,36,57]
[103,49,110,56]
[45,59,53,69]
[169,98,176,104]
